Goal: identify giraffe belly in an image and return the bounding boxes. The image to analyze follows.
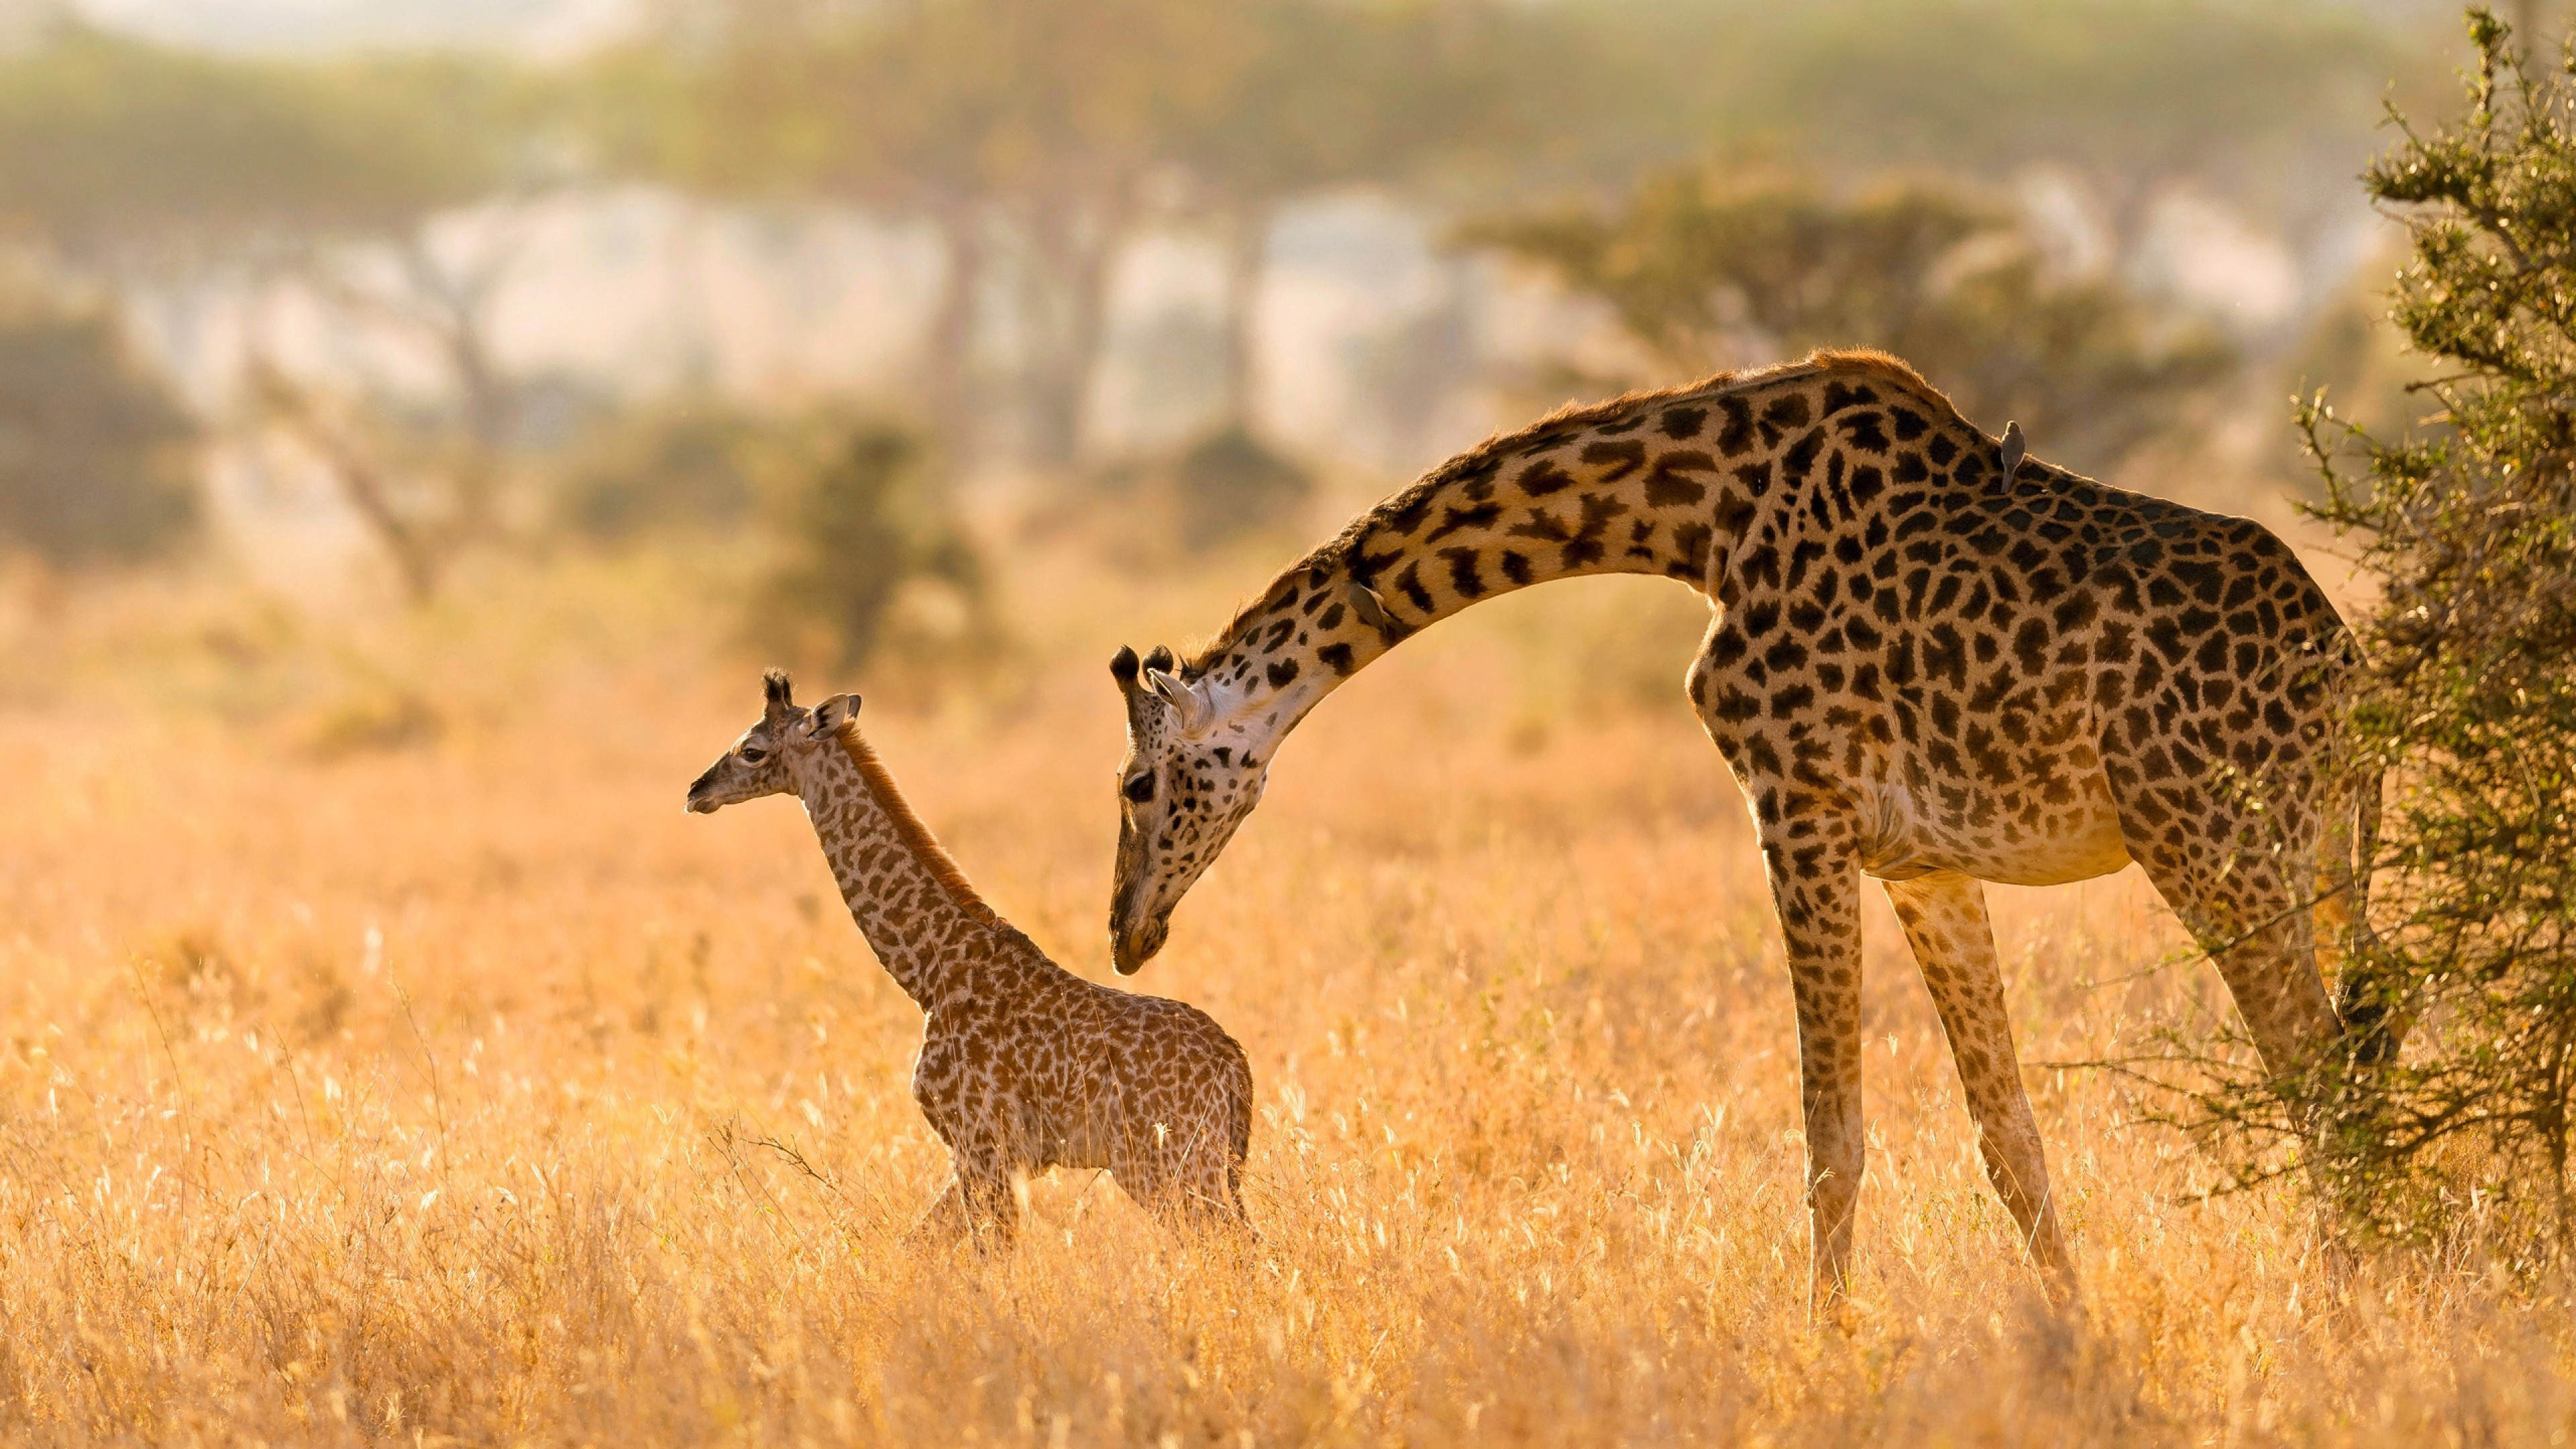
[1851,763,2132,888]
[1039,1097,1126,1170]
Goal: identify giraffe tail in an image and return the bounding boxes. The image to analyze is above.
[1230,1060,1254,1169]
[1227,1049,1254,1227]
[2322,767,2406,1067]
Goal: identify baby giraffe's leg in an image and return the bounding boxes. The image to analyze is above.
[1187,1116,1252,1231]
[956,1159,1022,1252]
[1120,1132,1250,1235]
[1110,1157,1176,1224]
[905,1177,971,1249]
[1205,1159,1252,1234]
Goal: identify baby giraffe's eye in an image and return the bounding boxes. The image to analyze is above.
[1122,772,1157,803]
[741,745,770,763]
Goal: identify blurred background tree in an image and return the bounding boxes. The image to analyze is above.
[0,282,197,568]
[553,396,768,545]
[1471,169,2234,480]
[0,25,491,266]
[0,0,2494,657]
[749,421,991,674]
[1623,1,2405,217]
[0,20,552,599]
[1169,426,1313,551]
[613,0,1265,466]
[229,54,560,595]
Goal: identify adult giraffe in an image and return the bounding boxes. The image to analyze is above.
[1105,350,2381,1309]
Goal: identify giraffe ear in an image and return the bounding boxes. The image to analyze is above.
[1348,582,1390,630]
[1144,667,1215,735]
[806,693,859,737]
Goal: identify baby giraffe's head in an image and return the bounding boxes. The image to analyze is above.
[686,668,859,814]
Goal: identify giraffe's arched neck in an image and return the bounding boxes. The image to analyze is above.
[793,729,1024,1010]
[1176,356,1950,756]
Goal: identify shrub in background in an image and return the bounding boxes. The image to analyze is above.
[0,291,198,567]
[1173,424,1312,549]
[750,422,990,673]
[553,398,765,543]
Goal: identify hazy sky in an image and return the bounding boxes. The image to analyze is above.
[62,0,2486,66]
[74,0,633,54]
[72,0,2467,58]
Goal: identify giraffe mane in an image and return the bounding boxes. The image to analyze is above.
[826,722,1011,933]
[1181,348,1968,675]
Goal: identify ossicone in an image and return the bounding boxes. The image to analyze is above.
[763,667,794,707]
[1110,645,1140,686]
[1145,666,1215,734]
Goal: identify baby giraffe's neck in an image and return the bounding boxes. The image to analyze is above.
[794,729,1012,1010]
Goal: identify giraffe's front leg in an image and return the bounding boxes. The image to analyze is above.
[908,1165,1020,1252]
[906,1175,971,1248]
[957,1160,1022,1252]
[1760,832,1868,1320]
[1882,870,2078,1306]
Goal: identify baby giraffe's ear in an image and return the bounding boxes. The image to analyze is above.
[806,693,861,737]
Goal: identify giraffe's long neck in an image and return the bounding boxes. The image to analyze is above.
[1186,361,1907,747]
[794,731,1012,1010]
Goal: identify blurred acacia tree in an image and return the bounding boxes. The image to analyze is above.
[239,55,555,586]
[554,398,767,544]
[0,23,549,600]
[1473,170,2231,480]
[607,0,1553,465]
[751,423,990,673]
[1171,425,1312,549]
[0,286,197,567]
[549,402,996,675]
[1159,2,1538,433]
[0,25,495,264]
[610,0,1258,466]
[1554,0,2416,246]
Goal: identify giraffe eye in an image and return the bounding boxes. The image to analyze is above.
[742,745,770,763]
[1123,772,1157,803]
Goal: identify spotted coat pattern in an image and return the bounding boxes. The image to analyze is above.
[1108,350,2372,1307]
[692,674,1253,1246]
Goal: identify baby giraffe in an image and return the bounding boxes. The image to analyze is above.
[686,669,1253,1246]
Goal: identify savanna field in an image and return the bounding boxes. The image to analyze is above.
[5,519,2573,1448]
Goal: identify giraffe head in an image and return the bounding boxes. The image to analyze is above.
[1107,643,1271,974]
[686,669,860,814]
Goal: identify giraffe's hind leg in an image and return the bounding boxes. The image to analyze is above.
[2112,789,2343,1094]
[1882,871,2078,1305]
[1116,1130,1251,1235]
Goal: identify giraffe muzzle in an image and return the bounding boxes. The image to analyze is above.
[686,767,723,813]
[1112,913,1170,975]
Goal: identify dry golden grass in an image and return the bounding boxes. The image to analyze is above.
[3,539,2572,1446]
